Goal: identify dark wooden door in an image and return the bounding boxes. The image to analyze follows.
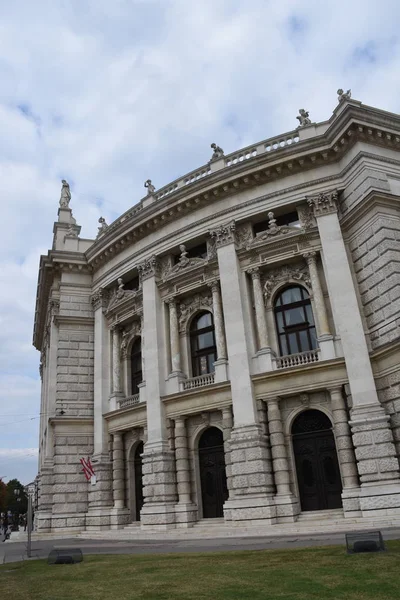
[134,442,144,521]
[292,411,342,512]
[199,428,228,518]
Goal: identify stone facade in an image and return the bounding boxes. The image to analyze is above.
[33,96,400,533]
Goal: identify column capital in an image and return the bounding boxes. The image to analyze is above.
[91,287,109,311]
[246,267,261,280]
[165,296,178,307]
[302,250,317,263]
[174,415,186,426]
[208,220,236,248]
[306,190,338,217]
[326,384,344,395]
[137,255,161,281]
[207,279,221,293]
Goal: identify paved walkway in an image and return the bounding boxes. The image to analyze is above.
[1,527,400,565]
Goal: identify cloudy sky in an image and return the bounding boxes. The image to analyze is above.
[1,0,400,484]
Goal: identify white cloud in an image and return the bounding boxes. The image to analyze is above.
[1,0,400,481]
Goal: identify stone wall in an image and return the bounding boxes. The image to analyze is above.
[376,370,400,461]
[56,325,94,417]
[52,432,93,529]
[349,213,400,349]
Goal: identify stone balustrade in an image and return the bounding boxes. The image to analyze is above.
[182,373,215,390]
[274,349,320,369]
[184,166,212,185]
[118,394,141,409]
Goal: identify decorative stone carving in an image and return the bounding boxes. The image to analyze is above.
[337,88,351,102]
[307,190,338,217]
[65,224,78,238]
[235,222,254,249]
[165,244,206,278]
[97,216,109,238]
[178,291,213,333]
[297,204,316,230]
[210,143,224,161]
[59,179,71,208]
[296,108,311,127]
[208,221,236,248]
[250,212,302,247]
[263,265,311,302]
[137,255,160,281]
[299,393,310,406]
[206,238,217,261]
[120,320,142,358]
[144,179,156,195]
[91,288,109,311]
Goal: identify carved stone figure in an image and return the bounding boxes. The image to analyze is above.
[267,212,278,233]
[178,244,190,266]
[210,143,224,161]
[97,216,109,238]
[116,277,125,299]
[337,88,351,102]
[59,179,71,208]
[296,109,311,127]
[65,224,78,238]
[144,179,156,194]
[165,244,206,278]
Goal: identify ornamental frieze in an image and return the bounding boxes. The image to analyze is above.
[91,288,110,311]
[178,291,213,333]
[120,319,142,358]
[263,264,311,302]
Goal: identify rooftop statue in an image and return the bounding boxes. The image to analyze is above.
[296,109,311,127]
[144,179,156,195]
[337,88,351,102]
[210,143,224,161]
[97,216,109,238]
[59,179,71,208]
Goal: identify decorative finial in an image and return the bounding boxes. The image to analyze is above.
[96,216,109,238]
[59,179,71,208]
[296,109,311,128]
[337,88,351,102]
[210,143,224,161]
[144,179,156,194]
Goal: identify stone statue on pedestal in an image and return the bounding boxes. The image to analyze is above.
[59,179,71,208]
[337,88,351,102]
[144,179,156,195]
[210,143,224,161]
[296,109,311,127]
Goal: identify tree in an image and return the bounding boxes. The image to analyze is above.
[0,479,6,514]
[6,479,28,515]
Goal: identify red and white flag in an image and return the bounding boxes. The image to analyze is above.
[80,457,95,481]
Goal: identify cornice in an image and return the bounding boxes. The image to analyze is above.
[53,315,95,327]
[340,190,400,233]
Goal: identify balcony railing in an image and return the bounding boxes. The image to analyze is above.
[182,373,215,390]
[275,349,320,369]
[118,394,141,409]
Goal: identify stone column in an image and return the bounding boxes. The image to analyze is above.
[109,326,124,410]
[174,417,191,504]
[112,433,124,509]
[87,289,113,529]
[329,387,359,489]
[209,222,276,523]
[308,192,400,515]
[247,268,273,371]
[208,281,228,382]
[303,251,335,360]
[267,399,291,496]
[168,299,182,374]
[222,406,233,493]
[138,256,177,528]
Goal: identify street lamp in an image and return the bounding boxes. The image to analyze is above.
[13,488,21,531]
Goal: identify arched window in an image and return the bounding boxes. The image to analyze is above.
[130,337,142,395]
[274,286,317,356]
[190,312,217,376]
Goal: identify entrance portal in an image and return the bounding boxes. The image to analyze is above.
[134,441,144,521]
[198,427,228,518]
[292,410,342,512]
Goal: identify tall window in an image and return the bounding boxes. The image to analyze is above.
[130,337,142,395]
[190,312,217,376]
[274,286,317,356]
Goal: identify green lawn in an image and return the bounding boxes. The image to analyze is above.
[1,542,400,600]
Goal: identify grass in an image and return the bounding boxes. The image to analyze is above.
[1,542,400,600]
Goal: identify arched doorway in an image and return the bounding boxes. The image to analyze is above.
[292,410,342,512]
[133,441,144,521]
[198,427,228,518]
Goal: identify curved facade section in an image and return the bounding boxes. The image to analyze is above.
[33,97,400,533]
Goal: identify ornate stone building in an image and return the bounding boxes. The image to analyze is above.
[33,95,400,533]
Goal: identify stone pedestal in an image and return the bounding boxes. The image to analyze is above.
[36,464,54,532]
[141,441,178,529]
[223,424,276,524]
[173,417,197,527]
[350,405,400,516]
